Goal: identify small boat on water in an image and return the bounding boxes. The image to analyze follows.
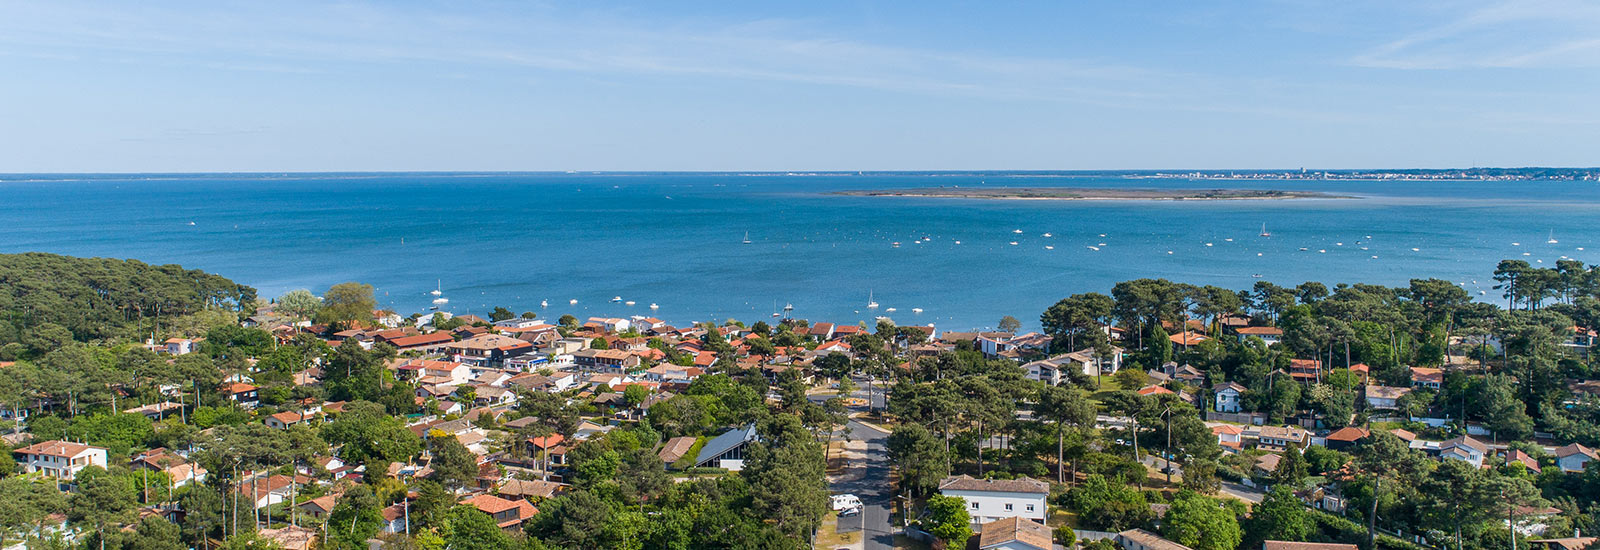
[432,297,448,305]
[1042,233,1053,238]
[611,296,622,303]
[867,291,879,309]
[1205,243,1214,247]
[1548,231,1559,244]
[431,280,443,297]
[912,308,923,314]
[1087,246,1100,251]
[650,303,659,309]
[569,299,578,305]
[1009,241,1019,246]
[625,301,636,306]
[541,300,549,308]
[1252,274,1263,278]
[892,242,901,248]
[885,307,897,313]
[742,231,752,245]
[1045,246,1054,250]
[1013,229,1023,234]
[1259,223,1270,237]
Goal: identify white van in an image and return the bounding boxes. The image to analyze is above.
[831,494,862,511]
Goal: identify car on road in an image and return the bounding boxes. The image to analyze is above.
[838,506,861,517]
[831,494,862,511]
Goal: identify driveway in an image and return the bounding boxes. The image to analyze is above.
[1219,481,1265,504]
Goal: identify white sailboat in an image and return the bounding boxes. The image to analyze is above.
[431,280,443,296]
[1548,231,1559,244]
[742,231,752,245]
[1259,223,1270,237]
[867,291,879,309]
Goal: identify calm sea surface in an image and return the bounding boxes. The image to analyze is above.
[2,172,1597,331]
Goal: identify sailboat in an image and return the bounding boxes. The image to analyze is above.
[1548,231,1559,244]
[742,231,752,245]
[431,280,443,296]
[1259,223,1271,237]
[867,291,879,309]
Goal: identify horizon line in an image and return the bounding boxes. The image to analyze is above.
[3,167,1599,177]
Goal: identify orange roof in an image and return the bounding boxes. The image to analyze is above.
[1235,326,1283,335]
[527,434,565,449]
[1211,424,1243,435]
[462,494,537,527]
[388,333,454,348]
[1169,331,1209,345]
[226,383,258,394]
[15,440,99,457]
[1137,385,1175,396]
[1325,426,1370,442]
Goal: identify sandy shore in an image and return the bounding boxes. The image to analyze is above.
[831,187,1351,201]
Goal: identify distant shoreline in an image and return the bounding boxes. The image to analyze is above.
[830,187,1353,201]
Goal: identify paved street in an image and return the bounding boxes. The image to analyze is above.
[813,380,895,550]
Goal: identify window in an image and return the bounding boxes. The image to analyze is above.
[1004,503,1013,511]
[1026,504,1035,512]
[970,501,979,509]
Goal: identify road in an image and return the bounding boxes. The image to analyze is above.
[1219,481,1265,504]
[813,380,894,550]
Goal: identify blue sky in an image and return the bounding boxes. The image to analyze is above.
[1,1,1597,171]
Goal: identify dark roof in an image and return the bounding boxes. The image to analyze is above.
[695,425,758,466]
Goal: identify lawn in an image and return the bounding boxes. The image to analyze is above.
[814,512,858,548]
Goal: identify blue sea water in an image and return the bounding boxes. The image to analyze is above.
[1,172,1597,332]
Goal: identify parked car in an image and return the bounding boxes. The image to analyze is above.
[838,506,861,517]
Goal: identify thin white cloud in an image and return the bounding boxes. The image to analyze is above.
[1352,0,1600,68]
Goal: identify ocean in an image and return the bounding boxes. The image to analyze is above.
[2,172,1596,332]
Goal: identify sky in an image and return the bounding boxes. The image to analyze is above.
[1,0,1598,172]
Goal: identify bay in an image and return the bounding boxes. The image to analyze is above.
[1,172,1596,332]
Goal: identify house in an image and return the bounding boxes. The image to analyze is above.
[1116,529,1192,550]
[124,401,184,420]
[973,516,1051,550]
[463,493,537,530]
[497,478,567,501]
[1263,542,1358,550]
[130,448,206,486]
[449,334,535,367]
[1214,382,1246,413]
[1022,355,1073,386]
[387,332,456,354]
[1137,385,1174,397]
[396,360,475,385]
[15,441,108,480]
[1529,538,1598,550]
[1256,426,1308,451]
[381,504,407,533]
[1211,424,1244,451]
[1440,435,1488,467]
[807,322,836,341]
[1169,331,1209,348]
[237,474,314,509]
[1507,449,1542,474]
[585,317,632,333]
[659,436,698,465]
[695,424,759,471]
[257,526,317,550]
[163,337,200,355]
[572,348,641,372]
[224,383,260,406]
[1288,359,1322,383]
[1172,365,1206,387]
[1349,364,1370,384]
[494,318,545,330]
[1323,427,1370,451]
[1064,347,1123,377]
[937,475,1048,524]
[297,493,341,519]
[265,410,319,429]
[1234,326,1283,346]
[1254,453,1282,476]
[1364,385,1411,410]
[1410,367,1443,389]
[1555,443,1597,473]
[1563,326,1597,357]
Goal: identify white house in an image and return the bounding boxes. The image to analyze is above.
[1233,326,1283,346]
[15,440,108,480]
[1214,382,1246,413]
[937,475,1049,524]
[1364,385,1411,410]
[163,337,200,355]
[1555,443,1597,473]
[493,318,545,330]
[694,424,758,471]
[1022,355,1072,386]
[1440,435,1488,467]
